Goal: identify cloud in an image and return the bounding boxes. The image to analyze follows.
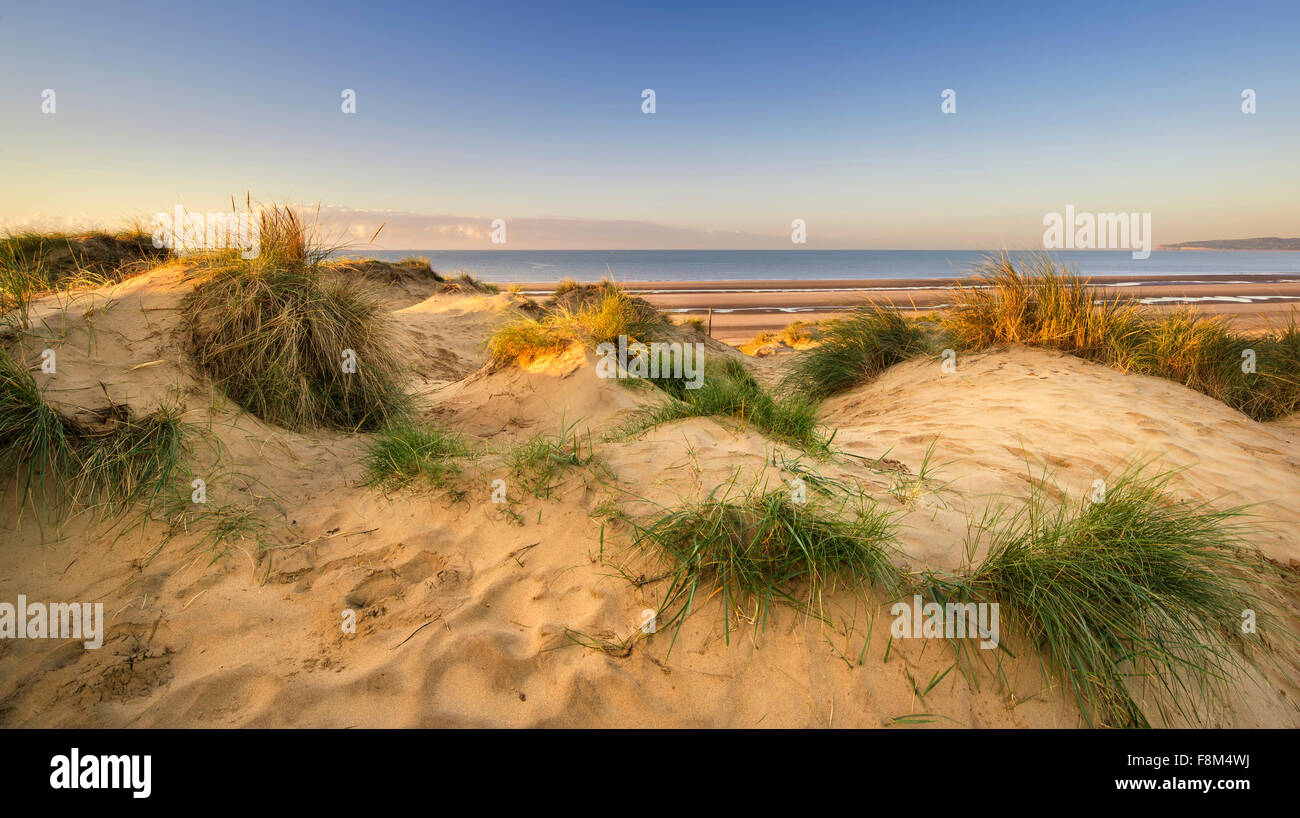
[311,206,791,250]
[5,204,863,249]
[4,213,108,233]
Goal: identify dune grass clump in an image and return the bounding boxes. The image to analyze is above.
[0,227,166,290]
[1129,309,1246,396]
[488,320,572,364]
[361,422,472,491]
[943,255,1300,420]
[1,228,168,328]
[784,303,932,398]
[334,256,446,286]
[552,278,583,297]
[633,480,904,652]
[0,348,192,525]
[636,357,826,450]
[73,404,191,518]
[183,207,410,432]
[925,467,1278,728]
[0,348,75,513]
[489,281,668,366]
[493,281,824,449]
[780,319,824,348]
[506,421,604,499]
[444,271,500,294]
[1133,309,1300,420]
[944,254,1143,360]
[1238,321,1300,419]
[330,256,499,294]
[737,331,779,356]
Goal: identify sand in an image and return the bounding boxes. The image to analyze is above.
[1,267,1297,728]
[516,274,1300,343]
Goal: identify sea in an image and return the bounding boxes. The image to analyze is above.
[355,250,1300,285]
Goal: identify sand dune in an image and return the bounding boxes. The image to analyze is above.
[1,268,1297,728]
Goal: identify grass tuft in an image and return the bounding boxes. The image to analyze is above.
[182,206,410,431]
[943,254,1300,420]
[943,253,1143,359]
[633,477,904,654]
[926,465,1280,728]
[489,281,667,366]
[0,347,192,525]
[362,422,472,491]
[780,319,824,348]
[0,347,76,516]
[631,357,827,450]
[737,331,779,355]
[784,303,932,398]
[490,282,829,448]
[1,227,168,328]
[446,271,500,294]
[506,421,603,499]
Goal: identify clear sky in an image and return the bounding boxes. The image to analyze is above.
[1,0,1297,249]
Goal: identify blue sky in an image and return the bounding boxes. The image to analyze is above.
[1,0,1297,248]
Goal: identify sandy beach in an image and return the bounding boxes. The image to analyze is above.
[518,273,1300,342]
[8,1,1300,802]
[2,258,1297,730]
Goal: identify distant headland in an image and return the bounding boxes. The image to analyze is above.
[1158,237,1300,251]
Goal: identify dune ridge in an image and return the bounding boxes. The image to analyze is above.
[1,262,1298,728]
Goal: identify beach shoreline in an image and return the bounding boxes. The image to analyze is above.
[513,273,1300,343]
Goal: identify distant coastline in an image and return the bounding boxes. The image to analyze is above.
[363,249,1300,284]
[1157,237,1300,251]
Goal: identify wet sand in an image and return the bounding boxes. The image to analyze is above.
[517,273,1300,343]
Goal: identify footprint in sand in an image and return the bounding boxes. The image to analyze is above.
[345,570,404,609]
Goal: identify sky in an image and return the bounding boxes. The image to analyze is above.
[1,0,1297,250]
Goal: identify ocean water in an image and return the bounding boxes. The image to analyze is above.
[356,250,1300,284]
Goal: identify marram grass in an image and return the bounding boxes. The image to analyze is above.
[489,282,667,366]
[493,283,826,448]
[782,254,1300,421]
[943,253,1144,359]
[783,303,932,398]
[505,420,604,499]
[943,254,1300,421]
[182,206,410,432]
[362,422,472,492]
[925,465,1280,728]
[1,227,168,329]
[628,356,827,451]
[0,227,166,288]
[632,477,905,654]
[0,347,193,526]
[628,456,1284,727]
[0,347,75,518]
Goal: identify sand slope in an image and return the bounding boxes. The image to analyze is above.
[1,271,1297,728]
